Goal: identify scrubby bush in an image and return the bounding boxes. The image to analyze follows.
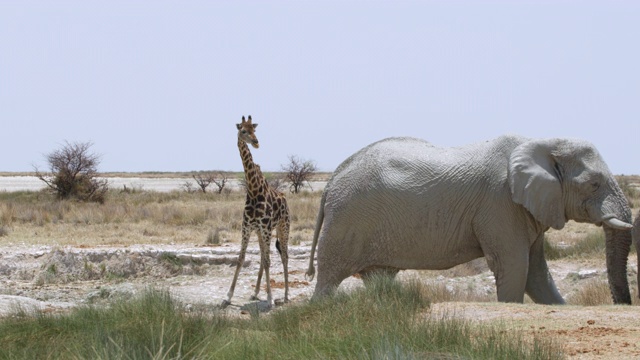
[281,155,317,194]
[34,141,108,203]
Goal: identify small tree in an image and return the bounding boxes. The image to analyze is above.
[34,141,108,202]
[182,181,196,193]
[192,172,230,194]
[211,172,230,194]
[192,173,213,193]
[281,155,317,194]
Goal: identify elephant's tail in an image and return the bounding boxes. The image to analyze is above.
[305,190,327,281]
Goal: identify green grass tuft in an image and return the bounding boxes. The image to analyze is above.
[0,281,563,360]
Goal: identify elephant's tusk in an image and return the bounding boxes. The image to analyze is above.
[603,217,633,230]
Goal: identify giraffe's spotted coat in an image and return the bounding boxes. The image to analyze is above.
[223,116,290,308]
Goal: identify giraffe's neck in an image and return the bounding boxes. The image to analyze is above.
[238,138,266,197]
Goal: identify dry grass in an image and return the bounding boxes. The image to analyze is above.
[567,279,616,306]
[616,175,640,209]
[1,173,635,248]
[417,278,495,303]
[0,189,323,247]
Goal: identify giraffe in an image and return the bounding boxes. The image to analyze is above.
[221,115,290,308]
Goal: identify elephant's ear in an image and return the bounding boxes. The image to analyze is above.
[508,139,565,230]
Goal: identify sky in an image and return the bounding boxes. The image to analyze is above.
[1,1,639,174]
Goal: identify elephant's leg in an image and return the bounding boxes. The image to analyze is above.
[312,270,351,300]
[525,234,565,304]
[484,246,529,303]
[312,251,352,300]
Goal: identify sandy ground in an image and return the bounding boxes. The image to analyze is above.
[0,241,639,359]
[430,302,640,359]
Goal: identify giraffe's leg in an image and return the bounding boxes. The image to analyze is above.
[222,223,251,308]
[251,258,264,301]
[257,228,273,307]
[277,219,290,304]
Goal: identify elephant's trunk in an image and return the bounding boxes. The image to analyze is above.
[597,178,634,304]
[604,225,632,304]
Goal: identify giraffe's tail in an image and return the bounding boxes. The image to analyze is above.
[305,190,327,281]
[275,239,282,255]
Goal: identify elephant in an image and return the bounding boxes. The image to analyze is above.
[305,135,635,304]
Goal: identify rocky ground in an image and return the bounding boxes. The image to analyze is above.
[0,242,639,359]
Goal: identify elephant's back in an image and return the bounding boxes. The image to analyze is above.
[324,137,447,217]
[329,137,455,189]
[324,135,526,207]
[334,135,527,176]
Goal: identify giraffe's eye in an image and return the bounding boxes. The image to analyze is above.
[241,130,247,134]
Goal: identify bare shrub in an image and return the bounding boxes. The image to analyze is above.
[182,181,196,193]
[211,172,230,194]
[34,141,108,203]
[192,173,213,193]
[281,155,317,194]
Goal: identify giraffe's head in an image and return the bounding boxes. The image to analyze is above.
[236,115,259,149]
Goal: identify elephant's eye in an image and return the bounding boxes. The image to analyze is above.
[591,181,600,192]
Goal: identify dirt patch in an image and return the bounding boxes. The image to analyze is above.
[0,243,315,314]
[430,302,640,359]
[262,279,310,290]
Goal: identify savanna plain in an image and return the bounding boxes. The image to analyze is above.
[0,173,639,359]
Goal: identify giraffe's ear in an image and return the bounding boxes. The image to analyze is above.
[236,123,242,130]
[252,123,258,129]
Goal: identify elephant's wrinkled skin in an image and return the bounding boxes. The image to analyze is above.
[634,212,640,298]
[306,135,634,304]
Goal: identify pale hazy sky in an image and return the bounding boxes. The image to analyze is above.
[2,1,639,174]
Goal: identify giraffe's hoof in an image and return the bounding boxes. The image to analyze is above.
[249,295,260,301]
[220,300,231,308]
[274,298,288,307]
